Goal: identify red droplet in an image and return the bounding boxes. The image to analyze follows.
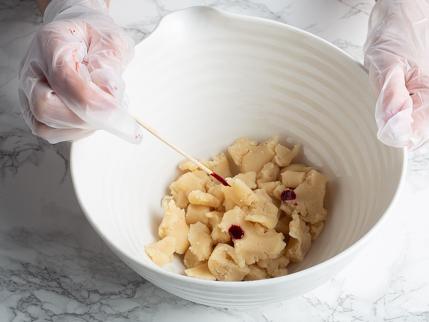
[281,189,296,201]
[228,225,244,240]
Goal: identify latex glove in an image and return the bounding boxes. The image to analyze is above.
[18,0,143,144]
[364,0,429,151]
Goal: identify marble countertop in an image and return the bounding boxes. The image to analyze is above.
[1,0,429,321]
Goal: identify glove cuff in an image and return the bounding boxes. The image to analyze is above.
[44,0,108,24]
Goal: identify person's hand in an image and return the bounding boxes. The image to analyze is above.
[18,0,143,144]
[364,0,429,151]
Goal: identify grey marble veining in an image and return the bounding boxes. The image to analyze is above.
[1,0,429,321]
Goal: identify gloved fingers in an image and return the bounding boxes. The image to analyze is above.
[19,87,96,143]
[374,66,429,150]
[35,22,142,144]
[30,80,94,130]
[85,19,135,101]
[374,67,414,148]
[44,43,142,144]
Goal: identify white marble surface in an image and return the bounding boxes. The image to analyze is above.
[1,0,429,321]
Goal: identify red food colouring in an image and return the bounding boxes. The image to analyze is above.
[281,189,296,201]
[75,61,79,73]
[228,225,244,240]
[211,172,230,187]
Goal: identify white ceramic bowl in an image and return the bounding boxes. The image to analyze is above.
[70,6,406,308]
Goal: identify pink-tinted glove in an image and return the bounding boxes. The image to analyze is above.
[364,0,429,151]
[18,0,143,144]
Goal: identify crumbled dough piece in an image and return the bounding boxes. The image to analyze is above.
[256,180,282,198]
[186,204,210,226]
[280,169,329,224]
[179,159,200,172]
[188,222,213,261]
[234,171,257,189]
[286,212,312,263]
[257,162,280,182]
[185,263,216,281]
[243,264,268,281]
[228,137,278,173]
[281,170,306,188]
[308,221,324,241]
[272,183,287,201]
[208,244,249,281]
[158,200,190,254]
[257,250,289,277]
[227,137,258,169]
[183,247,206,269]
[207,184,225,211]
[145,236,177,267]
[241,189,279,229]
[188,190,221,208]
[218,207,285,265]
[271,268,288,278]
[222,178,259,210]
[202,153,232,180]
[170,170,209,209]
[206,211,230,245]
[273,143,300,167]
[280,163,314,175]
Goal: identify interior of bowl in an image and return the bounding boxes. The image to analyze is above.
[71,6,405,280]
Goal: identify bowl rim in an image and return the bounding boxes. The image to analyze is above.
[70,5,408,288]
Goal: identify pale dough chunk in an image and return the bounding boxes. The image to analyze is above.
[280,163,314,175]
[257,162,280,182]
[241,189,279,229]
[188,222,213,261]
[222,178,259,210]
[228,136,278,173]
[170,170,209,209]
[208,244,249,281]
[201,153,232,180]
[218,207,286,265]
[308,221,324,241]
[227,137,258,169]
[184,247,206,269]
[286,212,312,263]
[188,190,221,208]
[271,268,288,278]
[243,264,268,281]
[282,170,306,189]
[179,159,199,172]
[145,236,177,267]
[186,204,210,226]
[206,211,230,245]
[280,170,329,224]
[234,171,257,189]
[272,183,287,201]
[257,250,289,277]
[185,263,216,281]
[257,180,282,197]
[207,184,225,211]
[158,200,190,254]
[273,143,300,167]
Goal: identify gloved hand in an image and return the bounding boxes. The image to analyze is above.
[18,0,143,144]
[364,0,429,151]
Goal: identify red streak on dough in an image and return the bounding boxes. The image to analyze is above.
[75,61,79,73]
[211,172,230,187]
